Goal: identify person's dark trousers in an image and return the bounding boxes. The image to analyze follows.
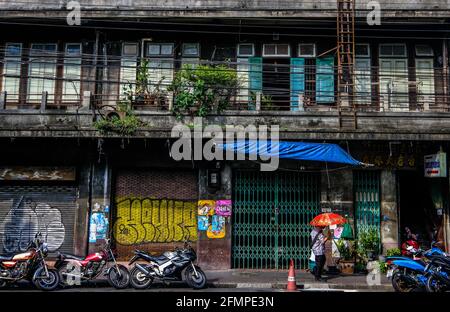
[314,255,326,280]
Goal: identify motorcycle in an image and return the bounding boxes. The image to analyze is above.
[55,238,130,289]
[401,239,420,258]
[0,232,60,291]
[425,254,450,292]
[389,246,446,292]
[128,241,207,289]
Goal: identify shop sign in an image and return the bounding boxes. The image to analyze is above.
[424,152,447,178]
[0,166,76,181]
[361,154,416,169]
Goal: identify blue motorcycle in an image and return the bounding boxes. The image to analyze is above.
[387,247,446,292]
[425,254,450,292]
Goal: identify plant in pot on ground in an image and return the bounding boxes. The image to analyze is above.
[356,228,381,262]
[169,63,239,119]
[386,247,401,257]
[335,239,356,274]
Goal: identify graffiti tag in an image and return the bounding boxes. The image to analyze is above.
[113,197,197,245]
[0,197,65,253]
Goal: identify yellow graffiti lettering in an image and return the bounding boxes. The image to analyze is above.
[113,197,198,245]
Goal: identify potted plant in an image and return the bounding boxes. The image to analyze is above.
[169,63,239,119]
[357,228,381,261]
[335,239,356,275]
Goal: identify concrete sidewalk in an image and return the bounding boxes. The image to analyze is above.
[203,270,393,291]
[51,260,393,291]
[86,267,392,291]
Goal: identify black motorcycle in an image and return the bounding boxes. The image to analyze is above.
[128,241,207,289]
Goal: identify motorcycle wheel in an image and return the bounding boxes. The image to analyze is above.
[0,280,7,289]
[391,271,416,293]
[184,266,206,289]
[32,268,60,291]
[57,263,79,287]
[426,275,446,293]
[130,266,153,289]
[107,265,130,289]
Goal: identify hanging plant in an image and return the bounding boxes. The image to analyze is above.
[94,103,144,136]
[94,81,146,136]
[169,63,239,119]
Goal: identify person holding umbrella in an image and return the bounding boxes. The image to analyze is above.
[310,213,347,282]
[310,226,329,281]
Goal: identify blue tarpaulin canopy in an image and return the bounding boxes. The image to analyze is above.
[216,140,364,166]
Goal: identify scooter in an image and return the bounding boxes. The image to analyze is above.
[390,246,447,292]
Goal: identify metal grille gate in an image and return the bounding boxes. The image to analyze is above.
[232,170,320,270]
[354,171,381,243]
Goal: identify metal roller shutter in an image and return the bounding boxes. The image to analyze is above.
[0,185,78,256]
[113,169,198,260]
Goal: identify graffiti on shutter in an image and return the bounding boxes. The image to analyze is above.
[113,169,198,259]
[0,185,77,255]
[114,197,197,245]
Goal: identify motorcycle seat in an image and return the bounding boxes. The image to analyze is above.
[59,253,85,261]
[0,255,13,261]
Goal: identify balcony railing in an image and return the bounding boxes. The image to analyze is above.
[0,69,448,114]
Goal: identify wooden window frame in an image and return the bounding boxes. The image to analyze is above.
[262,44,291,58]
[379,43,407,58]
[297,43,316,58]
[237,43,255,57]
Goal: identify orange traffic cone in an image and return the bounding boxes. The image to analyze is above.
[287,259,297,291]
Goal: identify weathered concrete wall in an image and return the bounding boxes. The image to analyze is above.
[197,164,232,270]
[4,110,450,141]
[75,163,92,256]
[321,169,353,268]
[380,170,399,253]
[320,169,353,217]
[0,0,449,18]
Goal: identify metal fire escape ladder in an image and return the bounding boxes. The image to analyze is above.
[337,0,357,129]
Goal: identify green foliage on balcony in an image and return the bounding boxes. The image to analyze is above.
[169,64,239,119]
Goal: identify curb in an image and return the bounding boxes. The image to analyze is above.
[209,282,392,291]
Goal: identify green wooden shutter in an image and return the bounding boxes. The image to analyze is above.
[290,58,305,111]
[316,56,335,103]
[248,57,263,110]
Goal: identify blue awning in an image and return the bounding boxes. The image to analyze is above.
[216,140,364,166]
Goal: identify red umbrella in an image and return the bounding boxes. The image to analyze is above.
[310,213,346,227]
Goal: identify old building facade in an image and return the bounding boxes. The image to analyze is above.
[0,1,449,270]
